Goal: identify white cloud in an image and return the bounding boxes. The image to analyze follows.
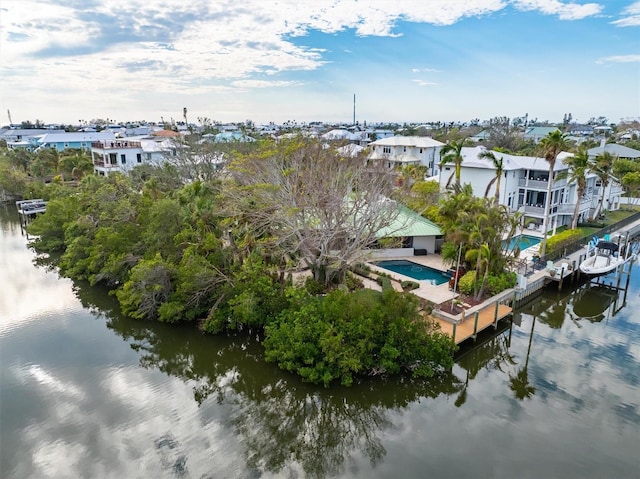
[513,0,603,20]
[231,80,303,88]
[596,54,640,64]
[412,68,442,73]
[411,79,438,86]
[610,1,640,26]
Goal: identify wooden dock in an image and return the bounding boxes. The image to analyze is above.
[16,199,47,216]
[433,292,514,345]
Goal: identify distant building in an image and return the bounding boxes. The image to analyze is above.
[2,128,65,149]
[587,143,640,161]
[31,131,116,152]
[368,136,445,177]
[524,126,560,143]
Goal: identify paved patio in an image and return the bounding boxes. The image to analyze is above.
[367,254,458,305]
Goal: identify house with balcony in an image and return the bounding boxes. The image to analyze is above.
[437,146,623,234]
[368,136,445,177]
[90,136,175,176]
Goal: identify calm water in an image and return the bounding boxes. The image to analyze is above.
[1,204,639,479]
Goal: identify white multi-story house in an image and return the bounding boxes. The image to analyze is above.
[90,135,176,176]
[437,146,623,233]
[368,136,445,177]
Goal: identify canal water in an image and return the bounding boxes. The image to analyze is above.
[2,204,639,478]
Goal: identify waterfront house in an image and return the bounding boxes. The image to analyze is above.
[90,135,175,176]
[437,146,623,232]
[368,136,445,177]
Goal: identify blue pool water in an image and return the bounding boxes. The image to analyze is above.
[504,234,541,251]
[373,260,449,284]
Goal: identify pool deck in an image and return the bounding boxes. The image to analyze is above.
[368,255,457,305]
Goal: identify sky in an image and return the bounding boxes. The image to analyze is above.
[1,0,639,126]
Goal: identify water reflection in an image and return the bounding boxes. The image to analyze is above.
[3,203,640,478]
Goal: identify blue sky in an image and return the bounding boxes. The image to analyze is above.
[1,0,638,126]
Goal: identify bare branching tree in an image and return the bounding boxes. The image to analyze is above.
[223,139,408,284]
[163,135,227,183]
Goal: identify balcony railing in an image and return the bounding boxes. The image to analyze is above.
[518,178,567,189]
[521,205,545,215]
[93,161,120,168]
[91,141,142,149]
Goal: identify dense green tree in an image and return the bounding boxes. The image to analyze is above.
[116,253,178,321]
[264,288,455,387]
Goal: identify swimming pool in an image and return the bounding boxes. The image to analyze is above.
[373,260,449,285]
[503,234,541,252]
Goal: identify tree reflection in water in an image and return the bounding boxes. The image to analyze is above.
[63,273,464,477]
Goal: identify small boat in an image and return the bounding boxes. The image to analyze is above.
[579,235,636,276]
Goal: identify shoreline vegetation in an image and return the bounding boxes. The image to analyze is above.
[17,139,458,387]
[7,129,632,386]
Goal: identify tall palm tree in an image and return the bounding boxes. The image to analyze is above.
[538,131,570,257]
[439,139,466,188]
[590,151,615,220]
[479,150,505,203]
[559,148,591,229]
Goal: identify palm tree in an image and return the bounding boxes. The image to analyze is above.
[439,139,466,188]
[538,131,570,257]
[479,150,505,203]
[559,148,590,229]
[590,151,615,220]
[59,150,94,181]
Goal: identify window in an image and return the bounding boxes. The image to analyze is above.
[109,153,117,165]
[64,143,69,148]
[137,153,142,163]
[419,148,423,154]
[120,154,126,164]
[146,153,152,161]
[383,146,391,154]
[403,146,406,152]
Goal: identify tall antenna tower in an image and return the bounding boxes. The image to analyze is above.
[353,94,356,126]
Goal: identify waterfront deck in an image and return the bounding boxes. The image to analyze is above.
[16,199,47,215]
[434,301,513,345]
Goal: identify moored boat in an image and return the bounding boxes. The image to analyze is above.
[579,235,637,276]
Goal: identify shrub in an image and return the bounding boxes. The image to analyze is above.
[457,270,476,296]
[543,228,583,256]
[344,271,364,291]
[485,271,517,296]
[401,280,420,291]
[263,288,456,387]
